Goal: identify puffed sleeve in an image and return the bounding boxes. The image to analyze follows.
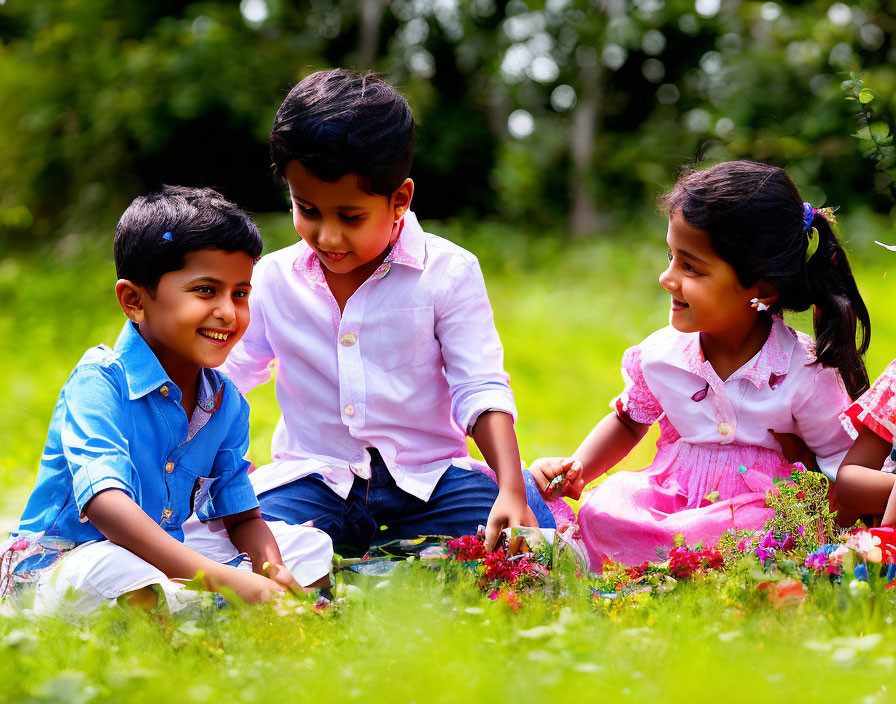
[217,257,276,395]
[611,345,663,425]
[61,365,142,515]
[840,360,896,445]
[198,389,260,521]
[793,363,854,480]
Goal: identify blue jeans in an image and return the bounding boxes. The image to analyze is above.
[258,451,555,555]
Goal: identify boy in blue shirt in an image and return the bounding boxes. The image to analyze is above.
[1,187,332,614]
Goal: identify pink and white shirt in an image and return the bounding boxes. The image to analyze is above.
[615,317,854,480]
[218,211,516,501]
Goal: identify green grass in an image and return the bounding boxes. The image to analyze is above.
[2,212,896,701]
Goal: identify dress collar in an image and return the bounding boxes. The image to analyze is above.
[677,316,798,390]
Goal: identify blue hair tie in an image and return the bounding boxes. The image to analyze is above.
[801,202,814,231]
[162,231,173,242]
[802,203,819,262]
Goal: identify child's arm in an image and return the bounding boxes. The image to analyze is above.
[223,509,303,592]
[529,410,650,500]
[471,411,536,550]
[84,489,285,603]
[836,426,894,519]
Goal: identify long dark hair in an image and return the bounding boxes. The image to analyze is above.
[663,160,870,398]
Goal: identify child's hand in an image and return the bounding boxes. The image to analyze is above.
[527,457,585,500]
[261,561,303,595]
[485,490,537,552]
[212,565,286,604]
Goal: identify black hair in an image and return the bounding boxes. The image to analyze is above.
[270,69,415,195]
[113,185,263,291]
[663,160,870,398]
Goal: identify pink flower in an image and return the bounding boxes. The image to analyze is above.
[9,538,29,551]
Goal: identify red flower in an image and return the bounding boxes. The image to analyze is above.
[869,527,896,563]
[446,534,487,561]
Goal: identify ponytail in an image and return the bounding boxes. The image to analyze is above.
[663,161,871,399]
[805,213,870,398]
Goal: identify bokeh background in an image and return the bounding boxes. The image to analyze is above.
[1,0,895,526]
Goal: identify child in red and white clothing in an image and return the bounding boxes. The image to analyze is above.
[838,357,896,526]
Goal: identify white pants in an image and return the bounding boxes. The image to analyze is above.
[29,517,333,617]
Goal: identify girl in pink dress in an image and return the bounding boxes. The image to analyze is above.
[529,161,870,569]
[838,355,896,527]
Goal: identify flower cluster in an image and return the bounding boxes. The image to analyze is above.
[445,534,488,562]
[667,545,724,579]
[480,548,547,589]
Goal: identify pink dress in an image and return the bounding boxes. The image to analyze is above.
[841,360,896,472]
[578,318,854,569]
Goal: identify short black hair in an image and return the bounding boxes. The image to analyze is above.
[270,69,415,195]
[113,185,263,291]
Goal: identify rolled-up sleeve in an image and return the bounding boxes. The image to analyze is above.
[793,363,854,480]
[200,392,259,520]
[217,259,276,395]
[61,366,141,515]
[434,254,517,434]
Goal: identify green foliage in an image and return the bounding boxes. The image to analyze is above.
[766,468,839,547]
[1,0,895,243]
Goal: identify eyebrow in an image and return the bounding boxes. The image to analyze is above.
[676,248,710,266]
[187,276,252,287]
[292,195,368,211]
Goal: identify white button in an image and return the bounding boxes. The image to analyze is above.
[164,462,175,473]
[718,422,731,436]
[344,405,355,417]
[339,333,358,347]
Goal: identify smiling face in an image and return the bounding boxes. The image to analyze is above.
[129,248,254,378]
[284,160,412,277]
[658,211,761,335]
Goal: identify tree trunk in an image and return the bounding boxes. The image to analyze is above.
[569,59,602,237]
[358,0,386,69]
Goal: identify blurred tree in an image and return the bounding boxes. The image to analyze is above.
[0,0,893,245]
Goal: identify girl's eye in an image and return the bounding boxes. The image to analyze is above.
[340,213,365,223]
[666,249,673,262]
[683,262,696,273]
[296,204,317,216]
[233,289,249,299]
[194,286,214,295]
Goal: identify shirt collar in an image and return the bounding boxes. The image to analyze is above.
[677,315,796,390]
[293,209,427,289]
[112,321,223,407]
[112,321,172,400]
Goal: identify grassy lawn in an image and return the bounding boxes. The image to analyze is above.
[2,211,896,701]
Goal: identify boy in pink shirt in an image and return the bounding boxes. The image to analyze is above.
[219,69,553,553]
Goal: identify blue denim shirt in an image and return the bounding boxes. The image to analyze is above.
[16,321,259,545]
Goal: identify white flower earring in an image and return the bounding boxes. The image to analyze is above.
[750,298,769,312]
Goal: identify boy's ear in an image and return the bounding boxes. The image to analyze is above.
[752,280,779,309]
[116,279,146,323]
[392,178,414,221]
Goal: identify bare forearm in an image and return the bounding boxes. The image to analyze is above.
[471,411,525,496]
[224,509,283,573]
[84,489,224,584]
[573,411,649,483]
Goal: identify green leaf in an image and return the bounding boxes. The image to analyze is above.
[859,88,875,104]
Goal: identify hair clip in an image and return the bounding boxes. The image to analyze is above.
[750,298,769,312]
[805,227,819,262]
[162,231,173,242]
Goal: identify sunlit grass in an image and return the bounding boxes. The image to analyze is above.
[2,214,896,701]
